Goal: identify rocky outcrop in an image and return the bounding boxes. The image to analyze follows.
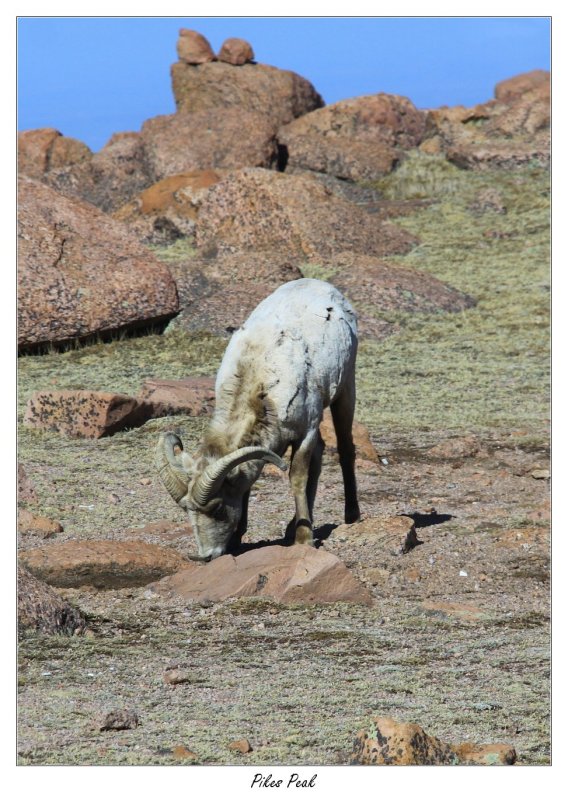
[18,128,92,179]
[494,69,550,103]
[171,60,324,129]
[46,132,154,212]
[18,565,86,636]
[20,129,154,213]
[279,93,427,182]
[20,540,189,589]
[423,69,550,169]
[351,716,516,765]
[24,390,154,438]
[140,110,278,182]
[113,169,222,244]
[150,544,374,606]
[17,177,179,350]
[195,168,419,259]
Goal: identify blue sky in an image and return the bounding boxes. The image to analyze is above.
[17,17,551,152]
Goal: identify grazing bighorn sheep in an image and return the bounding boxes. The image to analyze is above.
[155,278,360,560]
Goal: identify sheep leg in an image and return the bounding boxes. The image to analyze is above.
[286,432,320,546]
[330,386,361,524]
[228,490,250,554]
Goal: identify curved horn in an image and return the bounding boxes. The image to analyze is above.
[155,432,193,506]
[191,447,287,508]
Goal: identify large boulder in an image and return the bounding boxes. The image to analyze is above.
[169,282,281,338]
[194,168,419,260]
[279,93,427,182]
[17,177,179,350]
[165,249,304,336]
[113,169,223,245]
[140,109,278,182]
[171,60,324,129]
[326,252,476,317]
[150,544,374,606]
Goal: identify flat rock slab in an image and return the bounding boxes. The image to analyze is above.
[24,390,154,438]
[138,376,215,417]
[150,544,374,606]
[332,516,419,554]
[19,540,189,589]
[351,716,516,765]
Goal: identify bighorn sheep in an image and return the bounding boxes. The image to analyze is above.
[155,278,360,560]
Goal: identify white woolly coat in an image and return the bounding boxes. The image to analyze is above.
[214,278,358,450]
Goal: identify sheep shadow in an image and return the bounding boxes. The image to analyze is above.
[232,522,339,556]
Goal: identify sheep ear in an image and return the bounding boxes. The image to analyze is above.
[155,433,194,506]
[191,447,287,507]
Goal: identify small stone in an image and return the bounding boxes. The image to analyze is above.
[140,478,152,486]
[108,493,121,505]
[320,409,378,463]
[172,745,199,760]
[218,37,254,66]
[531,469,550,480]
[164,668,192,685]
[18,509,63,537]
[228,738,253,753]
[98,709,139,731]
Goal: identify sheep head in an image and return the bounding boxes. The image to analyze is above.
[155,432,287,559]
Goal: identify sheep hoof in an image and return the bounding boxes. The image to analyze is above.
[294,525,314,546]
